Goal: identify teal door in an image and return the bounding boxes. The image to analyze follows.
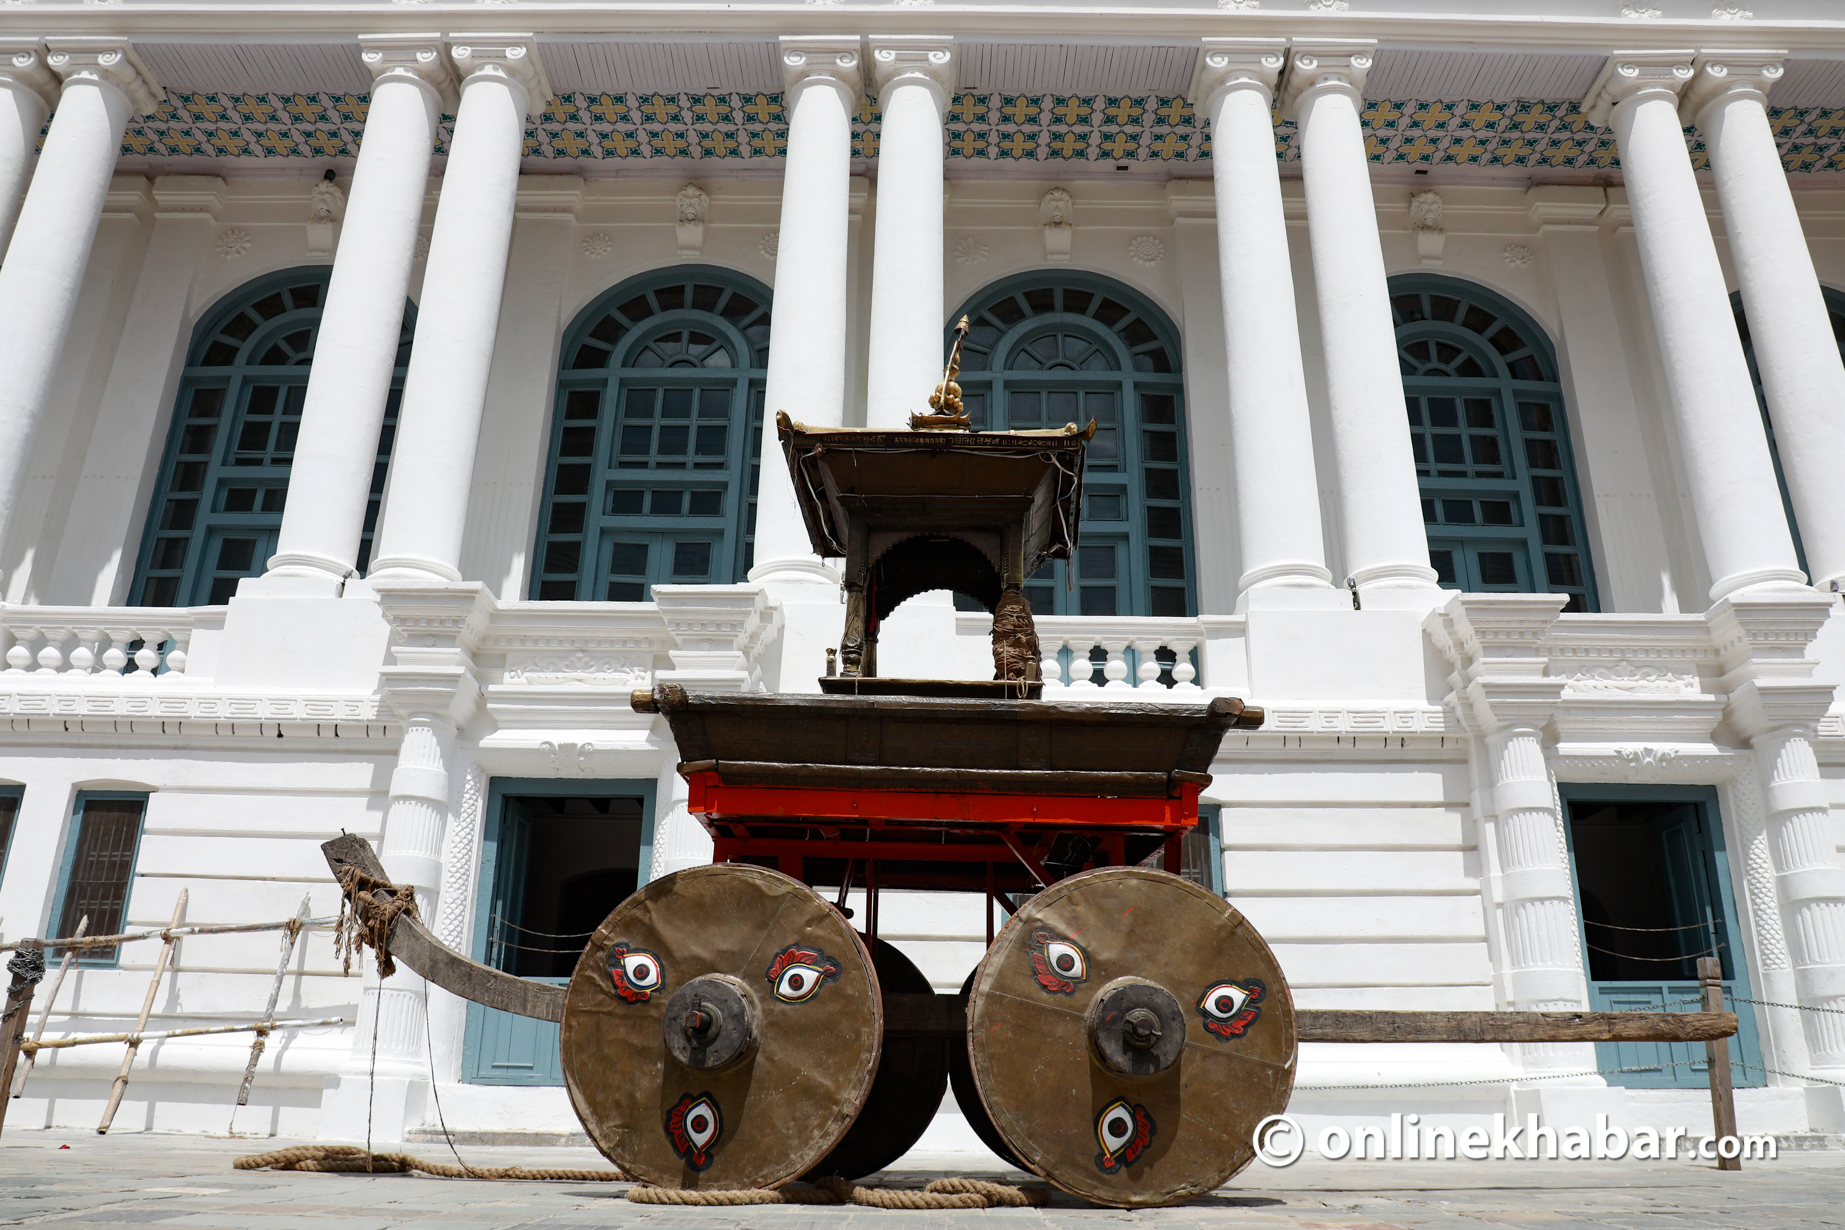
[462,780,656,1086]
[1560,785,1764,1089]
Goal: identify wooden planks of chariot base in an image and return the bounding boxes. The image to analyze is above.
[641,686,1256,790]
[1297,1010,1737,1044]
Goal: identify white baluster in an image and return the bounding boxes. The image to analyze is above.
[1132,637,1162,690]
[1101,638,1132,689]
[163,634,189,676]
[1169,638,1201,691]
[132,631,161,675]
[100,630,128,675]
[66,642,95,674]
[1066,635,1099,690]
[4,642,29,672]
[35,634,65,674]
[1038,633,1065,691]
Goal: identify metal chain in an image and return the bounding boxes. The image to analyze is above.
[1734,1061,1845,1090]
[1730,996,1845,1018]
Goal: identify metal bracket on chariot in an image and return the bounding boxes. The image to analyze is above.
[319,364,1740,1205]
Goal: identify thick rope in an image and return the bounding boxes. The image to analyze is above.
[623,1175,1049,1208]
[233,1144,623,1182]
[333,867,419,979]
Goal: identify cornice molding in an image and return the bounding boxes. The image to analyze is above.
[1189,37,1287,112]
[358,33,459,113]
[868,34,954,101]
[779,35,863,106]
[151,173,225,219]
[1581,49,1695,128]
[449,32,551,119]
[0,39,57,112]
[44,36,161,116]
[1679,48,1788,126]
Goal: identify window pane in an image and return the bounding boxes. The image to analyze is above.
[548,502,585,534]
[1146,506,1182,540]
[672,541,712,576]
[1143,432,1178,463]
[1078,545,1115,579]
[1143,469,1179,501]
[59,798,146,960]
[1525,438,1562,470]
[608,542,648,575]
[1079,587,1117,616]
[651,489,685,515]
[1087,493,1124,521]
[1430,548,1457,585]
[1477,551,1518,586]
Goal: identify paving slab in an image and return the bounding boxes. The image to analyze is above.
[0,1130,1840,1229]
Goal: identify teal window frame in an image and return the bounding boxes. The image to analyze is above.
[1181,803,1223,895]
[1731,286,1845,579]
[0,784,21,892]
[533,266,772,601]
[131,268,414,607]
[461,777,658,1086]
[947,273,1194,619]
[1558,783,1764,1089]
[1391,275,1598,613]
[46,790,150,967]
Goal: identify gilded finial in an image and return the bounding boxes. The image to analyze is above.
[911,316,974,431]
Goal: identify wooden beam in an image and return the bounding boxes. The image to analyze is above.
[1296,1009,1738,1044]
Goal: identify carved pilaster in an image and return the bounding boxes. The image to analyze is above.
[868,35,955,102]
[359,33,460,113]
[676,181,708,257]
[1581,50,1695,127]
[1278,38,1375,119]
[44,38,162,115]
[447,33,551,117]
[1189,37,1287,110]
[1679,49,1786,125]
[0,40,57,111]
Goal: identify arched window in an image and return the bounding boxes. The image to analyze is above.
[132,269,414,606]
[949,274,1192,617]
[1731,287,1845,578]
[534,267,771,601]
[1390,276,1597,612]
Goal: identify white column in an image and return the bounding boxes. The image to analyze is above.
[1281,41,1441,607]
[749,36,860,586]
[1193,40,1336,606]
[0,40,56,262]
[1683,53,1845,592]
[254,36,455,597]
[864,36,952,429]
[1584,52,1805,602]
[0,39,158,569]
[370,37,549,584]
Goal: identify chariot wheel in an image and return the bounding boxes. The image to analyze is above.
[805,937,949,1179]
[560,863,883,1189]
[966,866,1296,1207]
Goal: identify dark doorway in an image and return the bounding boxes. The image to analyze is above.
[488,794,645,979]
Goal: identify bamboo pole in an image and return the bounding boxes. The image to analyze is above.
[1700,956,1742,1172]
[230,894,310,1129]
[97,891,186,1134]
[23,1017,348,1051]
[0,915,337,956]
[10,916,86,1097]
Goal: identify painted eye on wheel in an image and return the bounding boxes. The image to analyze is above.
[683,1098,719,1150]
[1199,982,1248,1021]
[764,945,843,1003]
[1097,1101,1136,1153]
[610,944,665,1003]
[1044,940,1087,982]
[775,962,828,1002]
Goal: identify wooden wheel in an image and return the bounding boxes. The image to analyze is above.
[966,867,1296,1207]
[805,937,949,1179]
[560,863,883,1189]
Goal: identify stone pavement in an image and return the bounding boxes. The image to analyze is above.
[1,1131,1842,1229]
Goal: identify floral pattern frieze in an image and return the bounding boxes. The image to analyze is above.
[101,89,1845,172]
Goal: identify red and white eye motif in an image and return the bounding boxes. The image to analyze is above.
[764,945,842,1003]
[666,1092,723,1170]
[1093,1099,1155,1174]
[1044,941,1086,982]
[1196,978,1266,1040]
[1030,931,1090,995]
[610,944,664,1003]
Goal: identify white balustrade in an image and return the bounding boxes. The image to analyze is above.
[990,617,1205,695]
[0,606,202,678]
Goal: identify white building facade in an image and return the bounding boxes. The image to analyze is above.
[2,0,1845,1151]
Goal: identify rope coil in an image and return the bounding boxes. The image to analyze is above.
[233,1144,623,1182]
[624,1176,1050,1207]
[333,866,419,979]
